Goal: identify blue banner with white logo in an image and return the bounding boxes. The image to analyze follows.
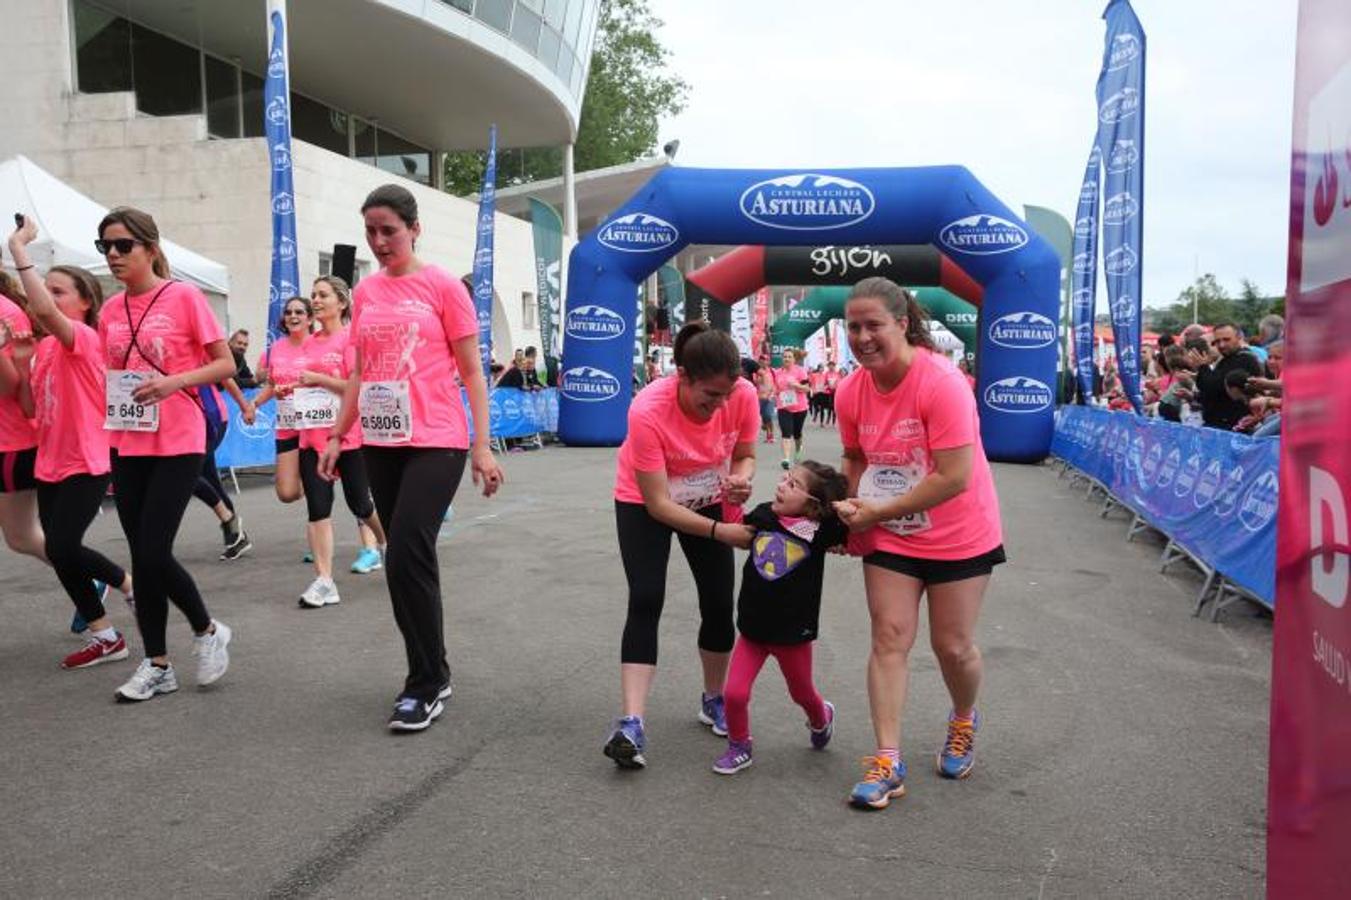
[1094,0,1146,411]
[472,126,497,377]
[264,8,299,344]
[217,389,280,469]
[1070,143,1102,402]
[1052,406,1277,603]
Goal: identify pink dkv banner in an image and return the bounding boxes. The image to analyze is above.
[1267,1,1351,896]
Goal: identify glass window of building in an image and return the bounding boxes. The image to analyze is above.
[374,130,432,186]
[537,25,562,72]
[511,4,543,54]
[476,0,513,34]
[205,56,240,139]
[543,0,568,29]
[130,24,202,117]
[289,92,349,157]
[444,0,474,12]
[522,292,536,330]
[555,48,574,88]
[241,71,266,138]
[564,0,587,50]
[73,1,132,94]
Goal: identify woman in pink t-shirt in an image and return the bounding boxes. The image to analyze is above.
[603,322,760,770]
[250,297,313,506]
[95,207,235,703]
[291,275,385,608]
[832,277,1005,811]
[773,349,811,470]
[0,270,44,569]
[5,220,137,669]
[319,184,503,733]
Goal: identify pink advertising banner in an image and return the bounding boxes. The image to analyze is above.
[1266,1,1351,896]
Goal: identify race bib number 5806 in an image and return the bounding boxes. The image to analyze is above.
[359,380,412,445]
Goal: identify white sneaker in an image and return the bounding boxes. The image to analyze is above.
[116,658,179,702]
[299,577,340,608]
[193,620,232,686]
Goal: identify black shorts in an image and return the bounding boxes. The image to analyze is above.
[777,409,807,439]
[0,447,38,493]
[275,435,300,454]
[864,544,1006,585]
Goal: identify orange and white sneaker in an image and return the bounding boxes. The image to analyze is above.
[937,709,980,779]
[61,632,129,669]
[848,755,906,810]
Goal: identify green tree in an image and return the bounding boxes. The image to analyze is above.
[442,0,688,195]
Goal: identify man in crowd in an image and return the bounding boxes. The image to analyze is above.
[499,346,545,391]
[1188,323,1262,430]
[228,329,257,388]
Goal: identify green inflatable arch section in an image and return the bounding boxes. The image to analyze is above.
[768,286,978,366]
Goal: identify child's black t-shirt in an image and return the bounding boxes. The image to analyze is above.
[736,502,848,645]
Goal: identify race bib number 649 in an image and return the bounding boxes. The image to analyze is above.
[104,370,159,432]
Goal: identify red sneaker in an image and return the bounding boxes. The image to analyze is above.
[61,632,129,669]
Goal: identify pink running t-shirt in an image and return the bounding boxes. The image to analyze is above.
[31,325,111,481]
[614,375,760,506]
[262,335,309,441]
[299,327,358,452]
[98,281,224,457]
[835,348,1002,560]
[0,294,38,452]
[773,365,810,413]
[351,265,477,449]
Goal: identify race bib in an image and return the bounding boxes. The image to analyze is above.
[668,467,723,510]
[359,380,413,445]
[104,370,159,432]
[779,390,798,406]
[292,386,339,430]
[858,464,932,537]
[275,395,299,431]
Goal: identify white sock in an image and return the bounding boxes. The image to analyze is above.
[93,626,117,642]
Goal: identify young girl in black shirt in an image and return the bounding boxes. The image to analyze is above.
[714,461,849,774]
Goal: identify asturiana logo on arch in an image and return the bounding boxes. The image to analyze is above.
[983,377,1052,414]
[1108,33,1141,71]
[565,305,626,341]
[597,213,680,253]
[1099,87,1141,124]
[939,215,1030,256]
[739,174,876,231]
[561,366,621,402]
[989,312,1056,349]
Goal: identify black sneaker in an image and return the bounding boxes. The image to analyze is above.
[220,530,252,561]
[388,696,444,732]
[220,514,242,546]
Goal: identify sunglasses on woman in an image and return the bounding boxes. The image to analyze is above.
[94,238,141,255]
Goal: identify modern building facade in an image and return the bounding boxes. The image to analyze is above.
[0,0,599,357]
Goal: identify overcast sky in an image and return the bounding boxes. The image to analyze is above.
[652,0,1298,308]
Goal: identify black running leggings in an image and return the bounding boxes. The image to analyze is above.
[37,474,127,622]
[299,447,375,523]
[193,416,233,514]
[615,500,735,666]
[362,446,466,703]
[111,453,213,658]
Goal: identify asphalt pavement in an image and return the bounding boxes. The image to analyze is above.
[0,425,1272,898]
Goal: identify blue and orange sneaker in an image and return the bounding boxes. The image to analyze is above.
[848,755,906,810]
[603,715,647,769]
[936,709,980,779]
[698,692,727,737]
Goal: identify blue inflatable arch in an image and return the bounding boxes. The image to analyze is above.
[559,167,1061,462]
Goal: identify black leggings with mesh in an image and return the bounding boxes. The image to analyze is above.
[615,500,735,666]
[37,474,127,622]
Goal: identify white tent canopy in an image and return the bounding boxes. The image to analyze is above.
[0,155,230,297]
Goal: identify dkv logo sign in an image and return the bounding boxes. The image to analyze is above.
[561,366,621,402]
[1310,466,1349,608]
[597,213,680,253]
[988,312,1056,349]
[739,174,876,231]
[939,215,1029,256]
[983,377,1052,414]
[565,305,625,341]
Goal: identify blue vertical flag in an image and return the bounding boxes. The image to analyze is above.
[1095,0,1146,411]
[1070,143,1102,402]
[472,126,497,378]
[264,8,299,343]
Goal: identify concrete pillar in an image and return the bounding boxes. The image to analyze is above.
[562,142,577,240]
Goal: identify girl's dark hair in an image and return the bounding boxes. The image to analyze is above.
[0,271,26,305]
[361,183,419,227]
[313,275,352,323]
[797,460,850,522]
[278,295,313,332]
[673,321,741,380]
[98,206,170,279]
[48,265,104,327]
[846,276,936,351]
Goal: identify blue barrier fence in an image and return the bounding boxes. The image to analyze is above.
[218,387,561,469]
[1051,406,1278,605]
